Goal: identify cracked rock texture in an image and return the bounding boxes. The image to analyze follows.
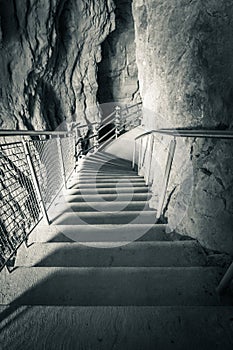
[97,0,140,104]
[0,0,115,130]
[133,0,233,253]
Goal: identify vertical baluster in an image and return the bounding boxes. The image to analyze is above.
[115,106,121,139]
[156,137,177,221]
[132,140,136,169]
[57,136,67,189]
[145,134,155,185]
[93,122,100,152]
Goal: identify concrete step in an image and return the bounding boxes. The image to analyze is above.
[75,178,146,184]
[71,182,148,189]
[75,170,137,175]
[29,224,169,243]
[75,174,144,179]
[85,159,133,168]
[0,306,233,350]
[84,155,131,163]
[51,201,150,213]
[81,160,131,170]
[15,241,207,267]
[0,266,225,306]
[66,186,150,195]
[88,154,132,164]
[52,210,157,225]
[61,193,150,203]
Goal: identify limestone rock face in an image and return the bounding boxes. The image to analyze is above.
[97,0,140,104]
[0,0,115,130]
[133,0,233,253]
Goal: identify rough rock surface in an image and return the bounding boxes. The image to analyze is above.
[133,0,233,253]
[0,0,115,130]
[97,0,140,104]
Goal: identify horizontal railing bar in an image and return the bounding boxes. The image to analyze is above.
[135,129,233,141]
[121,102,142,112]
[76,122,99,129]
[98,126,116,143]
[102,111,116,121]
[98,134,115,151]
[0,130,71,136]
[159,128,233,139]
[0,141,23,147]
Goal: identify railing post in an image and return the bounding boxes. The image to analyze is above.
[156,137,177,220]
[146,134,155,185]
[93,122,100,152]
[216,262,233,294]
[138,138,143,173]
[22,138,50,225]
[132,140,136,169]
[115,106,121,139]
[57,136,67,189]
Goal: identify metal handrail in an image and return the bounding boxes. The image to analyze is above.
[0,101,142,272]
[134,127,233,213]
[133,126,233,294]
[0,130,71,136]
[135,128,233,141]
[133,128,233,170]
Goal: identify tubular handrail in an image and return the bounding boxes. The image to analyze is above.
[135,128,233,141]
[133,125,233,294]
[0,130,71,136]
[121,101,142,112]
[0,101,142,272]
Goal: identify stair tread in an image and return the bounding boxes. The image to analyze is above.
[51,201,150,213]
[15,240,207,267]
[29,223,169,243]
[51,210,157,225]
[1,305,232,350]
[66,186,150,194]
[0,266,226,306]
[71,182,148,188]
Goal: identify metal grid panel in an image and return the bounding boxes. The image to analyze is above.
[28,138,64,208]
[60,135,75,182]
[0,142,41,267]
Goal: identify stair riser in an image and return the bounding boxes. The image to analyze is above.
[75,179,146,185]
[52,202,150,213]
[72,183,148,189]
[53,212,157,225]
[75,175,143,178]
[67,187,150,195]
[62,194,151,202]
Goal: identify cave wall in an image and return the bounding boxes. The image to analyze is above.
[0,0,115,130]
[133,0,233,253]
[97,0,140,104]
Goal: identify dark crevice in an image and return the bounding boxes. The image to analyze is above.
[162,186,178,220]
[200,168,212,176]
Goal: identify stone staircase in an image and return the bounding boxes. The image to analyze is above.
[0,151,233,349]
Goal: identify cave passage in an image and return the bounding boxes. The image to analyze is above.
[97,0,139,105]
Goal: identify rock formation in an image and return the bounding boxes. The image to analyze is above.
[1,0,233,254]
[0,0,115,130]
[133,0,233,253]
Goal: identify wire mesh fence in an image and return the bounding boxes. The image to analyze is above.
[60,135,75,182]
[0,134,76,270]
[28,138,64,209]
[0,142,41,268]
